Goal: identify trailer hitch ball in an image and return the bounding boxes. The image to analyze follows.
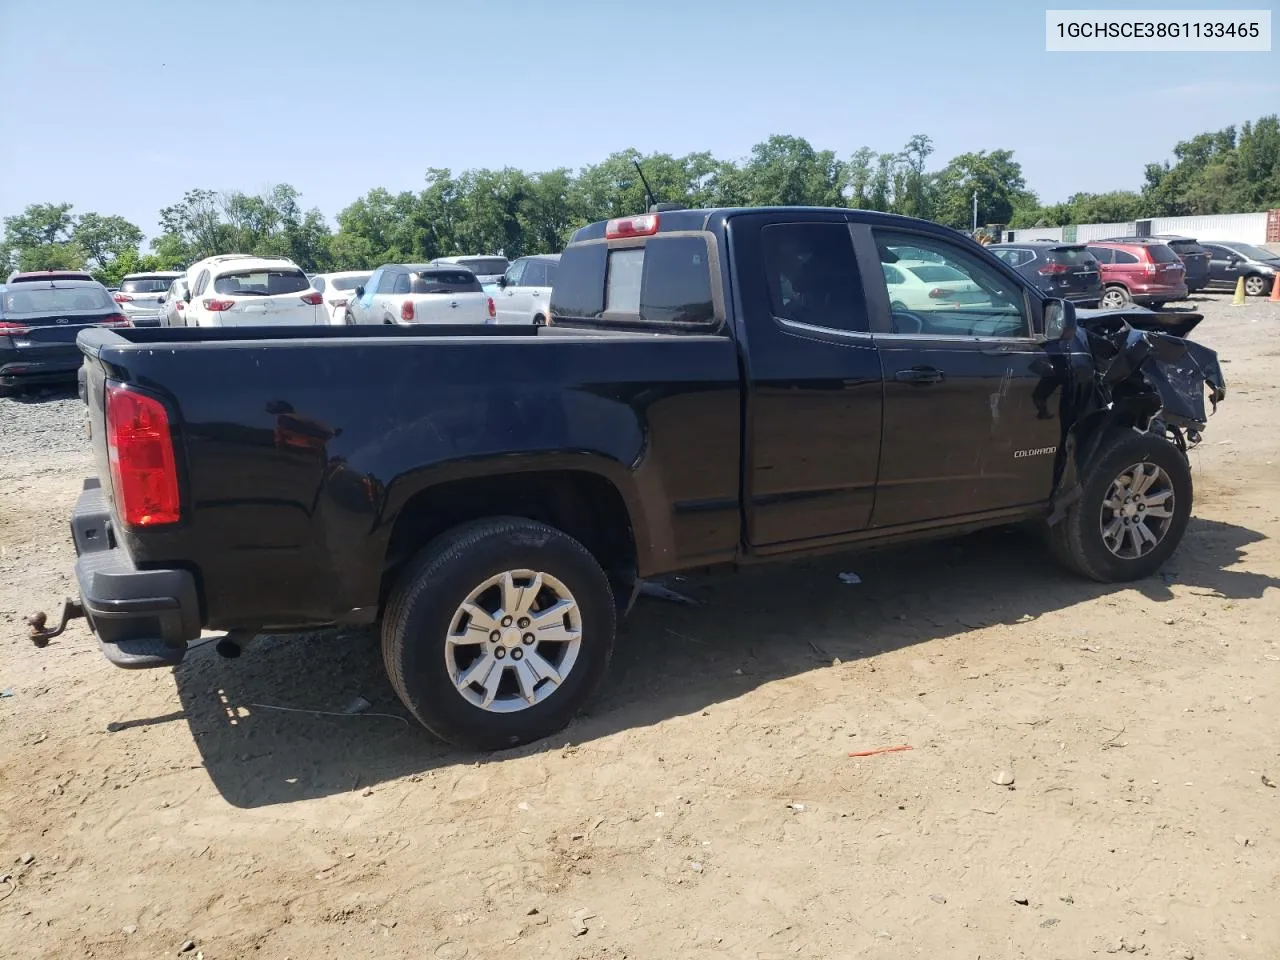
[26,598,85,648]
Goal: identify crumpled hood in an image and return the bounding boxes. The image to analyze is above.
[1075,307,1226,432]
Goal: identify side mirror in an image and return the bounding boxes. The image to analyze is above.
[1044,298,1078,342]
[158,296,166,304]
[496,276,508,288]
[354,285,365,298]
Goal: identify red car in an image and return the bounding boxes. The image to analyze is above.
[1086,240,1188,309]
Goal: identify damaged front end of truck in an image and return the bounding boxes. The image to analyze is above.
[1048,306,1227,524]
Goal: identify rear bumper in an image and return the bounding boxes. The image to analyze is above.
[1,344,82,387]
[1122,282,1188,303]
[72,478,202,669]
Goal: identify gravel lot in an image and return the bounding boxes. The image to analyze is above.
[2,293,1278,960]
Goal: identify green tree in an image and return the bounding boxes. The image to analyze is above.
[1,202,86,272]
[72,213,144,275]
[738,135,844,207]
[932,149,1032,229]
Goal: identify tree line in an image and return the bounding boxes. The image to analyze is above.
[3,115,1277,284]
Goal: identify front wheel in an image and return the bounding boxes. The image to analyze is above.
[1243,274,1267,297]
[1049,430,1192,582]
[381,518,616,750]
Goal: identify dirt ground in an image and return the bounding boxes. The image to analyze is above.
[2,292,1278,960]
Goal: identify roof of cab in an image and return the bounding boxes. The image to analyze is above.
[567,207,982,244]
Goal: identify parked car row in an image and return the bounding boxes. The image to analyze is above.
[991,232,1276,309]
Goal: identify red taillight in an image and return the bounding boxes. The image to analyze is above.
[175,301,184,310]
[300,291,324,305]
[605,214,659,239]
[928,288,954,299]
[203,298,235,311]
[0,321,32,335]
[105,382,180,527]
[100,313,131,328]
[113,293,133,303]
[330,298,348,308]
[487,297,496,319]
[401,300,415,322]
[1143,262,1157,276]
[1037,263,1069,275]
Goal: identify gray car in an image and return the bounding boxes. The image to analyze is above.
[1202,241,1278,297]
[116,272,184,326]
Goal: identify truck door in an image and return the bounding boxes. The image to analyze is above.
[859,225,1063,528]
[732,212,884,548]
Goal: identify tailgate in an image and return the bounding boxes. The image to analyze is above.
[403,292,491,324]
[219,295,320,326]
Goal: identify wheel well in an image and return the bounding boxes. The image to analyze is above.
[381,470,636,600]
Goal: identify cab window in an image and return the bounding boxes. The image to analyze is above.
[870,229,1029,338]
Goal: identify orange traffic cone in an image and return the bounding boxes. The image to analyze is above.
[1270,275,1280,303]
[1230,275,1246,306]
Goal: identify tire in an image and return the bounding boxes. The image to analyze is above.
[1243,274,1267,297]
[1101,285,1131,309]
[1049,430,1192,583]
[381,517,616,750]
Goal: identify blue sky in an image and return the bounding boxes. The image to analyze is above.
[1,0,1276,240]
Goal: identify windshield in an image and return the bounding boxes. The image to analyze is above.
[1223,242,1279,261]
[411,270,481,293]
[3,285,114,314]
[120,277,175,294]
[330,274,371,291]
[213,269,311,296]
[1046,247,1095,266]
[458,258,508,276]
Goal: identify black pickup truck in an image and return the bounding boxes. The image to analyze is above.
[42,207,1225,750]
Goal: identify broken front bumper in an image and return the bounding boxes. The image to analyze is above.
[72,478,201,669]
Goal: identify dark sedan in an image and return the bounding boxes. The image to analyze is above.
[989,241,1102,306]
[0,279,129,395]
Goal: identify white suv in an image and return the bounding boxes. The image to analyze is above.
[184,255,323,327]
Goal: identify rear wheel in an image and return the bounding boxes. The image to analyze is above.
[1243,274,1267,297]
[381,518,616,750]
[1101,285,1130,309]
[1049,430,1192,582]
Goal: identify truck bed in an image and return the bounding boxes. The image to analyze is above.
[75,323,743,631]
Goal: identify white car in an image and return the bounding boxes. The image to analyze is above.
[311,271,372,324]
[345,264,493,326]
[494,254,559,325]
[881,259,988,311]
[430,255,509,288]
[184,256,323,327]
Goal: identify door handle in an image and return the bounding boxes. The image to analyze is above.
[895,367,945,385]
[532,291,541,297]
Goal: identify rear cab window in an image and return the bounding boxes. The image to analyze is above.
[1147,244,1180,264]
[213,269,310,296]
[459,258,509,276]
[552,234,717,327]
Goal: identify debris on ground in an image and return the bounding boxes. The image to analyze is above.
[838,572,862,585]
[342,695,372,715]
[849,744,914,758]
[991,770,1015,787]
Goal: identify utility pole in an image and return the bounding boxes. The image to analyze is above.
[972,190,978,232]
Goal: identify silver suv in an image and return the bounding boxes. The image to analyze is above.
[115,272,184,326]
